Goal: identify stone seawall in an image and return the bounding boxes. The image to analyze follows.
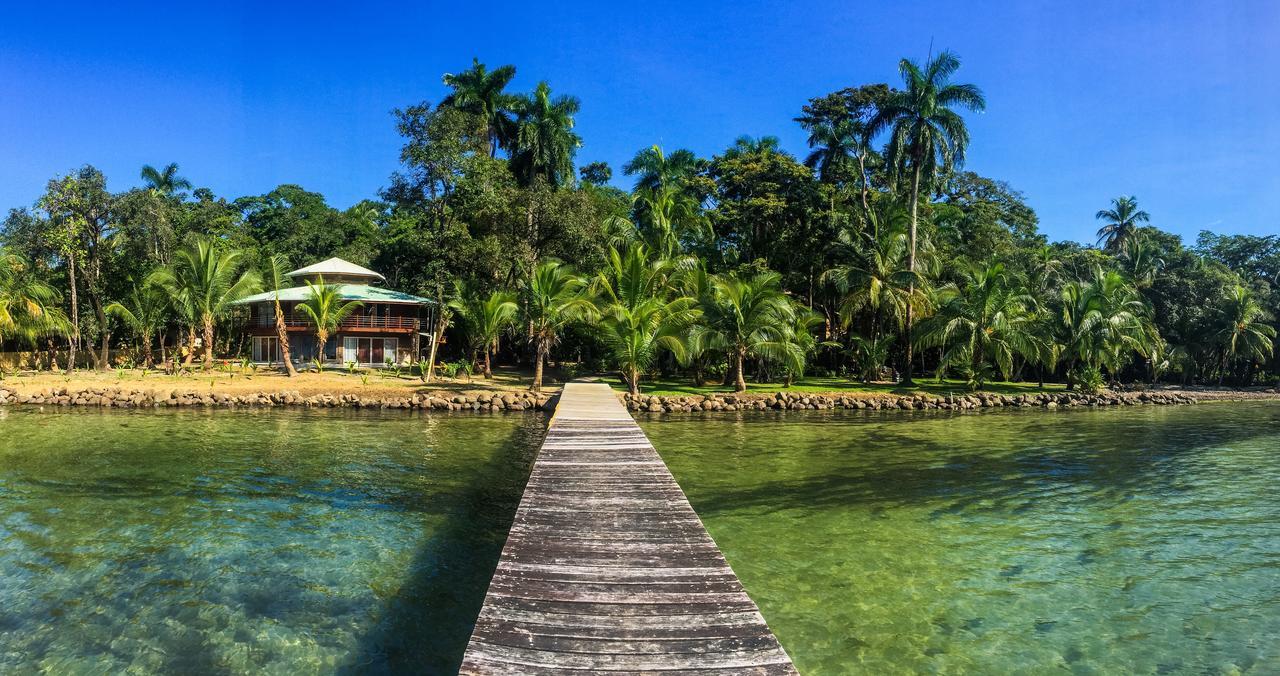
[622,389,1200,413]
[0,386,553,412]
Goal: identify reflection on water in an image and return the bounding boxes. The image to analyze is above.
[0,407,543,674]
[642,402,1280,674]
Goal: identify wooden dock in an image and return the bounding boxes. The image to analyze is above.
[460,382,796,674]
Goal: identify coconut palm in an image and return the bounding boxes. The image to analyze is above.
[1059,267,1155,386]
[139,162,192,197]
[917,263,1041,390]
[523,260,596,391]
[105,279,170,369]
[780,307,828,386]
[1118,232,1164,287]
[510,82,581,188]
[448,281,519,379]
[594,245,697,394]
[692,271,800,393]
[803,119,862,184]
[0,248,67,350]
[1216,285,1275,384]
[823,202,929,381]
[296,277,362,368]
[623,145,705,194]
[263,254,298,376]
[1095,196,1150,253]
[869,50,985,384]
[441,58,518,156]
[151,237,261,367]
[631,183,710,259]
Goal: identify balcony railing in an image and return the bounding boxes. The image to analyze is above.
[248,315,419,330]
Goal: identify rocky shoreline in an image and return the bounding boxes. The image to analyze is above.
[622,389,1207,413]
[2,384,1276,415]
[0,386,553,412]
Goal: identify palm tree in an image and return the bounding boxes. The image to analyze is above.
[1119,233,1164,288]
[510,81,582,188]
[1095,196,1150,253]
[917,263,1041,390]
[870,50,986,384]
[441,58,518,156]
[263,254,298,376]
[296,277,363,368]
[105,279,170,369]
[692,271,800,393]
[1059,267,1155,386]
[781,307,827,386]
[140,162,192,197]
[0,248,67,352]
[622,145,705,194]
[523,260,596,391]
[822,202,929,381]
[1216,285,1275,385]
[594,245,697,395]
[448,281,519,379]
[631,184,711,259]
[151,237,261,368]
[723,135,782,158]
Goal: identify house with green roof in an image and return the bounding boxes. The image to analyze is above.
[232,257,437,367]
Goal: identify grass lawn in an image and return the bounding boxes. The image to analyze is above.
[0,365,562,398]
[603,375,1068,398]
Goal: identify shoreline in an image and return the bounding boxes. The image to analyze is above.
[3,381,1277,414]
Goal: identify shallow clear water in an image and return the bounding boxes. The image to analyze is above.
[0,406,543,674]
[641,402,1280,674]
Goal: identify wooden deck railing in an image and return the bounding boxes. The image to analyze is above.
[247,315,418,330]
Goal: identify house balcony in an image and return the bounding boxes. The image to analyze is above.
[246,315,420,333]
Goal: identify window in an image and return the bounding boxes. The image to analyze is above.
[253,336,279,363]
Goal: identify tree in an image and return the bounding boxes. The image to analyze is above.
[917,263,1041,389]
[510,82,581,188]
[594,245,696,394]
[1216,285,1275,384]
[441,58,518,157]
[105,279,170,369]
[263,254,298,376]
[295,277,362,367]
[523,259,595,391]
[823,203,929,381]
[448,281,518,378]
[796,84,892,212]
[151,237,261,367]
[870,50,986,384]
[579,162,612,186]
[0,248,67,351]
[1060,267,1155,386]
[1095,196,1150,253]
[692,271,800,392]
[140,163,192,197]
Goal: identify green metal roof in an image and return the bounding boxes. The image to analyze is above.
[233,284,434,305]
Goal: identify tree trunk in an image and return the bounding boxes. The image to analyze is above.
[734,348,747,393]
[201,316,216,367]
[66,249,79,372]
[142,331,154,369]
[483,347,493,379]
[423,323,444,383]
[857,151,871,216]
[902,163,921,386]
[93,297,110,370]
[275,298,297,377]
[531,338,548,392]
[628,365,640,396]
[183,326,196,367]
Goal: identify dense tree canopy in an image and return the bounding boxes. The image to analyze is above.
[1,55,1273,391]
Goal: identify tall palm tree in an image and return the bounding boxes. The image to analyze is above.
[594,245,697,395]
[441,58,518,156]
[723,135,782,159]
[263,254,298,376]
[1095,196,1150,253]
[151,237,261,367]
[139,162,192,197]
[692,271,800,393]
[510,81,582,188]
[622,145,705,194]
[1119,233,1164,288]
[870,50,986,384]
[631,184,711,259]
[448,280,519,379]
[523,260,596,391]
[296,277,363,368]
[1216,285,1275,385]
[105,279,170,369]
[917,263,1041,390]
[823,202,929,381]
[0,248,67,351]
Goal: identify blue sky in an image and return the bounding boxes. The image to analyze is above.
[2,1,1278,244]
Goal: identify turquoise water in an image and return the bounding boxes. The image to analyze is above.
[0,406,543,674]
[642,402,1280,674]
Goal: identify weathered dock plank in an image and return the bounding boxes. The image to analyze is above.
[460,382,795,674]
